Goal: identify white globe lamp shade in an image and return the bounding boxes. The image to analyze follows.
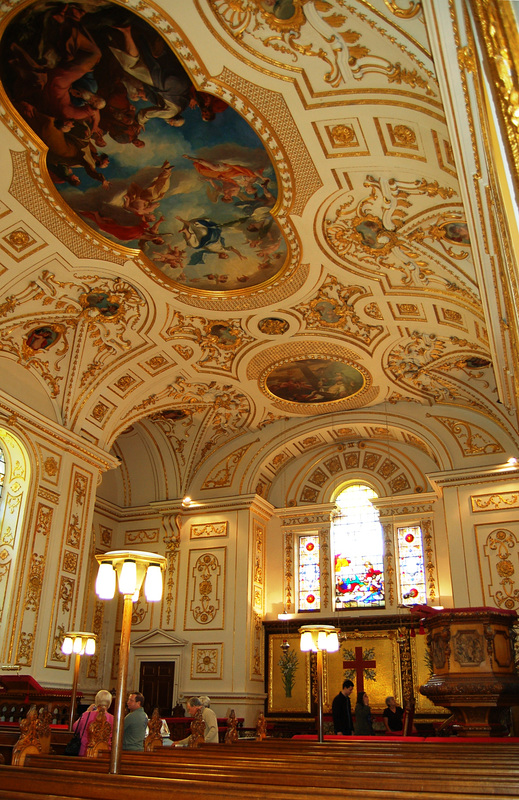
[96,562,116,600]
[119,560,137,595]
[300,630,314,651]
[144,564,163,602]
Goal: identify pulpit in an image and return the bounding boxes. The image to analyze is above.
[419,607,519,736]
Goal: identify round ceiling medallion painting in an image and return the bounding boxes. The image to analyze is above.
[265,358,365,404]
[0,1,286,293]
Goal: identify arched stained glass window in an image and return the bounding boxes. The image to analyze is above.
[298,534,320,611]
[397,525,427,604]
[332,484,385,609]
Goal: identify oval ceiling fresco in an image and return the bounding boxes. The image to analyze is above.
[265,358,365,404]
[0,1,286,293]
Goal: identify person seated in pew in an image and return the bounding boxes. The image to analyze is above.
[353,691,374,736]
[162,694,213,747]
[174,696,219,746]
[123,692,148,751]
[72,689,113,756]
[382,695,404,735]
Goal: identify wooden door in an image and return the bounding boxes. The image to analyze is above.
[139,661,175,716]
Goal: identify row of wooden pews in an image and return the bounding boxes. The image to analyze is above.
[0,735,518,799]
[0,706,518,799]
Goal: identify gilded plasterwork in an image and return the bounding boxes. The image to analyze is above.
[185,548,226,630]
[190,521,228,539]
[161,512,181,630]
[212,1,435,98]
[191,642,223,679]
[202,442,257,490]
[251,518,265,680]
[15,502,52,665]
[434,416,503,457]
[46,466,92,667]
[125,528,160,545]
[481,527,519,611]
[471,491,519,513]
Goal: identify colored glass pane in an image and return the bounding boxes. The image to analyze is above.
[397,525,427,605]
[332,485,385,609]
[299,535,320,611]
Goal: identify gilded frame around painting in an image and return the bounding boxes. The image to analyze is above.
[268,633,311,713]
[322,629,402,713]
[410,632,450,715]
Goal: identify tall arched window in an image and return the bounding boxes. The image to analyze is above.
[332,484,385,609]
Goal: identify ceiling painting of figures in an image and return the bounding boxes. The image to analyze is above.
[265,359,365,404]
[0,0,285,293]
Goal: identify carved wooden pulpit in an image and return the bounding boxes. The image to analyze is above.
[419,607,519,736]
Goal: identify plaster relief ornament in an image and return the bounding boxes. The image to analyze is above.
[213,0,435,97]
[0,0,287,294]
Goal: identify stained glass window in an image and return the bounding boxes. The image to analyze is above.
[332,485,385,609]
[397,525,427,604]
[298,534,320,611]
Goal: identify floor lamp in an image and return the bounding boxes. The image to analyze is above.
[95,550,166,774]
[61,631,97,731]
[299,624,340,743]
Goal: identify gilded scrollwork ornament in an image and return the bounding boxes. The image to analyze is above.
[297,275,384,345]
[212,0,435,94]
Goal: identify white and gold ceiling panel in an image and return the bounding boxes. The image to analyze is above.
[0,0,516,504]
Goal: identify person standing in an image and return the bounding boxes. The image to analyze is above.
[174,696,219,746]
[331,679,354,735]
[122,691,148,751]
[72,689,114,756]
[353,691,374,736]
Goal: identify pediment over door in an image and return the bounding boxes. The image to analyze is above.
[132,628,189,649]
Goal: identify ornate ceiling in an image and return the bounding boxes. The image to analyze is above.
[0,0,517,508]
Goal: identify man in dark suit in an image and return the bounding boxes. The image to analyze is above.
[331,679,354,735]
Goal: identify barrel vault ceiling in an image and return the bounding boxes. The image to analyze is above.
[0,0,517,507]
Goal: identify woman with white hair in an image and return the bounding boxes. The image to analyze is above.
[198,695,211,708]
[72,689,114,756]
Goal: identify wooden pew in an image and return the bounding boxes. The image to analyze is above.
[17,739,519,798]
[21,749,519,789]
[0,761,518,800]
[5,729,519,800]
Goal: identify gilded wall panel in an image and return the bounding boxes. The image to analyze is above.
[471,491,519,512]
[476,522,519,610]
[191,642,223,679]
[14,503,53,665]
[45,466,93,668]
[125,528,160,545]
[268,633,311,714]
[190,521,228,539]
[160,512,181,631]
[251,519,265,681]
[184,547,226,631]
[410,631,449,715]
[37,446,61,486]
